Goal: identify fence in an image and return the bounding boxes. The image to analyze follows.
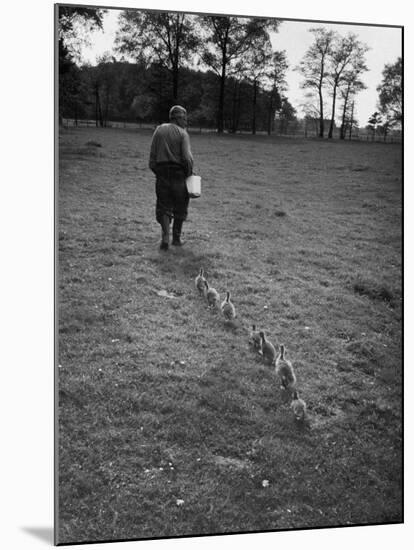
[62,118,402,144]
[62,118,155,130]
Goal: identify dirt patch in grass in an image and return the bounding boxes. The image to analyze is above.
[85,140,103,147]
[352,279,395,304]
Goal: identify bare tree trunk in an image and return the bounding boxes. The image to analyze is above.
[235,84,242,133]
[348,101,355,140]
[318,84,324,137]
[267,91,274,136]
[217,60,226,134]
[216,28,230,135]
[252,79,257,135]
[231,80,238,133]
[95,85,99,127]
[328,84,337,138]
[172,64,179,102]
[104,88,110,127]
[340,86,350,140]
[98,93,104,127]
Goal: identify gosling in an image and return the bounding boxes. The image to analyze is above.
[259,331,277,365]
[275,344,297,391]
[221,291,236,321]
[250,324,262,352]
[204,280,220,309]
[195,268,207,295]
[291,390,306,422]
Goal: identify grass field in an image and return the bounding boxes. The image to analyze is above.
[57,127,402,544]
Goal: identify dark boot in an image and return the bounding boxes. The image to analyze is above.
[159,215,170,250]
[172,218,184,246]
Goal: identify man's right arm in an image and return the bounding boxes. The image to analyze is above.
[181,131,194,177]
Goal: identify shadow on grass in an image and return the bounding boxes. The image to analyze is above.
[352,279,395,305]
[149,245,227,283]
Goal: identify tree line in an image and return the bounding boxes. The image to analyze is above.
[60,53,296,134]
[58,6,402,139]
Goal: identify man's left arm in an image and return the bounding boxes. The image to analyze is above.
[149,130,159,174]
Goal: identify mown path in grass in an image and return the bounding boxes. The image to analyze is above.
[58,128,402,544]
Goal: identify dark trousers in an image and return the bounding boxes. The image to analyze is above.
[155,164,189,223]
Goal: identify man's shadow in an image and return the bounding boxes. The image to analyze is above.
[149,241,211,279]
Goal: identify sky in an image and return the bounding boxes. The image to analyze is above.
[78,8,402,127]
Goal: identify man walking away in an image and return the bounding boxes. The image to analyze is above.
[149,105,194,250]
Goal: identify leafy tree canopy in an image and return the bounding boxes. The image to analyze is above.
[377,57,402,127]
[59,6,106,63]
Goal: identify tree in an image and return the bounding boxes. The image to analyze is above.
[298,97,321,136]
[377,57,402,129]
[338,62,367,139]
[59,41,82,124]
[60,61,87,125]
[115,11,200,104]
[245,42,273,134]
[367,111,382,141]
[326,34,369,138]
[200,16,280,133]
[145,63,174,123]
[296,27,336,138]
[91,54,120,127]
[263,51,288,135]
[276,98,297,134]
[58,6,106,63]
[58,5,106,123]
[234,26,277,134]
[340,97,357,140]
[227,74,243,133]
[346,102,359,140]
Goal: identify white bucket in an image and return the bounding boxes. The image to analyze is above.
[186,174,201,198]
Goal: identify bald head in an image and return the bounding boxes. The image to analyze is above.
[169,105,188,128]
